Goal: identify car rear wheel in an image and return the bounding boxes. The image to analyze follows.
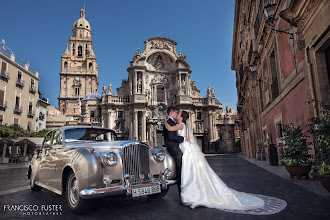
[66,171,89,214]
[147,188,169,199]
[30,168,42,191]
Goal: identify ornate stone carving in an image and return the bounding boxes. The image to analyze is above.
[150,39,172,51]
[153,55,165,70]
[152,74,165,84]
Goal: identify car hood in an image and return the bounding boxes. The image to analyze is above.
[64,140,142,150]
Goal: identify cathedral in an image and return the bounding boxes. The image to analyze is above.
[47,8,238,153]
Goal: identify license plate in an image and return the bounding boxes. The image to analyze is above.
[132,185,161,197]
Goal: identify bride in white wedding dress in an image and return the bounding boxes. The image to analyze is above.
[164,111,287,215]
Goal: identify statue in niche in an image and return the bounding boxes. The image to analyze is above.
[108,83,113,95]
[198,123,202,132]
[181,79,186,94]
[152,108,159,118]
[137,77,142,93]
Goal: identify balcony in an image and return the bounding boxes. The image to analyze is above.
[14,107,22,115]
[29,85,36,94]
[16,78,24,88]
[27,111,34,118]
[39,113,45,121]
[0,71,10,82]
[0,101,7,111]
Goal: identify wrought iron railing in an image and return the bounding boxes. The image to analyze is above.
[16,78,24,88]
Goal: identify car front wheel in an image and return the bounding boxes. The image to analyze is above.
[30,168,42,191]
[66,171,89,214]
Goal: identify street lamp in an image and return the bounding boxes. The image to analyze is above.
[263,4,298,76]
[263,4,276,19]
[249,64,267,85]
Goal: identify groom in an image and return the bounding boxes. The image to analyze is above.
[163,106,184,195]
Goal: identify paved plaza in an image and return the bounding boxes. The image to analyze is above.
[0,154,329,219]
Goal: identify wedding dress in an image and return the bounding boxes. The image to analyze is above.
[177,122,287,215]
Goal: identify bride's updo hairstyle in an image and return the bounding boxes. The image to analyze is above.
[181,110,189,124]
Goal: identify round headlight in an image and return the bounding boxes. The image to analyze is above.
[103,152,117,166]
[154,150,166,162]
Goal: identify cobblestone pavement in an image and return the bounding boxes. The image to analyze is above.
[0,154,329,219]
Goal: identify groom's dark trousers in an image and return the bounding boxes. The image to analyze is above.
[163,118,184,194]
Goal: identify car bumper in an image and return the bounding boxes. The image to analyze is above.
[80,170,176,199]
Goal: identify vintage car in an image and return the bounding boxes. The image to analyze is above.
[28,126,176,213]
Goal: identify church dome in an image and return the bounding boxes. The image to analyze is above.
[73,8,91,31]
[82,93,101,101]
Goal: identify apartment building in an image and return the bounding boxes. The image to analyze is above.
[0,42,39,131]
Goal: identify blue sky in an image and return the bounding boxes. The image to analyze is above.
[0,0,237,109]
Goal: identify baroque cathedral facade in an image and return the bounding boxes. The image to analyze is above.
[47,8,237,153]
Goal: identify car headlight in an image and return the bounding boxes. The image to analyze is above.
[154,150,166,162]
[103,152,117,166]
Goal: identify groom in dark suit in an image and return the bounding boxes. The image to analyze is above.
[163,106,184,195]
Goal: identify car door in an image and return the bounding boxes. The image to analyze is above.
[51,129,65,191]
[39,131,54,187]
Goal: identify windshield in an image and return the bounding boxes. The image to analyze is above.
[65,128,118,143]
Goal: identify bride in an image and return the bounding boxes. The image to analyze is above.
[164,110,286,214]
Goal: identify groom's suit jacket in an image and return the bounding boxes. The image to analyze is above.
[163,118,184,157]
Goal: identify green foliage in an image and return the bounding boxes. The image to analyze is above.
[0,125,49,138]
[0,124,29,138]
[308,100,330,175]
[30,129,50,137]
[280,124,312,165]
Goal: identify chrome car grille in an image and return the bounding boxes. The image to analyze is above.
[122,143,150,184]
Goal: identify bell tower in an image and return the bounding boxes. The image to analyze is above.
[58,8,99,117]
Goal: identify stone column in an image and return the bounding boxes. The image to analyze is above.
[141,72,144,94]
[134,111,138,140]
[23,142,27,160]
[208,111,213,142]
[129,113,133,139]
[142,111,146,142]
[107,110,112,129]
[179,73,182,94]
[129,73,132,95]
[134,72,137,94]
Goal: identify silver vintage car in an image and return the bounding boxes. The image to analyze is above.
[28,126,176,213]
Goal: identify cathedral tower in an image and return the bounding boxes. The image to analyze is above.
[58,8,98,117]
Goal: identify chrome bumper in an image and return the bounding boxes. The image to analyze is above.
[80,169,176,199]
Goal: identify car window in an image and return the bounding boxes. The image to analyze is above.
[43,131,54,147]
[65,128,118,143]
[52,129,63,145]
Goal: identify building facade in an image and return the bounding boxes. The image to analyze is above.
[47,8,238,153]
[232,0,329,160]
[0,42,39,131]
[35,96,50,131]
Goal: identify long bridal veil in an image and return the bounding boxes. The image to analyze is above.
[181,121,287,215]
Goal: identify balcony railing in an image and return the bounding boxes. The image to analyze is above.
[39,114,45,121]
[29,85,36,94]
[28,111,34,118]
[14,107,22,115]
[16,78,24,88]
[0,101,7,111]
[90,117,102,123]
[0,71,10,82]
